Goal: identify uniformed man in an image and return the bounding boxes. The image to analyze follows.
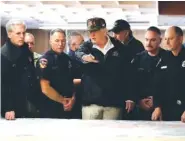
[109,19,144,61]
[75,17,135,120]
[36,28,75,118]
[152,26,185,122]
[24,32,41,66]
[131,26,166,120]
[1,19,39,120]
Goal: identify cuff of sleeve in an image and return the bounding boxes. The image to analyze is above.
[81,55,89,64]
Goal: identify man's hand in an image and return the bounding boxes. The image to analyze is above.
[147,96,153,108]
[63,95,76,111]
[181,111,185,123]
[125,100,135,113]
[139,98,153,111]
[82,54,99,63]
[5,111,15,120]
[60,96,70,105]
[151,107,162,121]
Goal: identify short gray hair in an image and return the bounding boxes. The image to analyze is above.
[6,19,27,34]
[70,31,83,37]
[25,32,35,39]
[50,28,66,37]
[68,31,84,45]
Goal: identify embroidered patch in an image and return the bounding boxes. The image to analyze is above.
[12,64,16,67]
[39,58,48,68]
[177,100,182,105]
[182,61,185,67]
[112,51,119,57]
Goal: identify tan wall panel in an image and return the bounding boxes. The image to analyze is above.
[26,29,50,54]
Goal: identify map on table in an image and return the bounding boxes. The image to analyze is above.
[0,119,185,140]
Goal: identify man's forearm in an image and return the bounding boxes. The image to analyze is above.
[41,84,63,104]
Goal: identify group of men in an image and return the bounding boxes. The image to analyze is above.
[1,17,185,123]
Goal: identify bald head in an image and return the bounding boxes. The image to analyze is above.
[164,26,183,51]
[24,32,35,52]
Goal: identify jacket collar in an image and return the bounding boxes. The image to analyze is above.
[1,39,28,62]
[170,45,185,58]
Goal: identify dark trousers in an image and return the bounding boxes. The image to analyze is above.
[40,108,73,119]
[69,101,82,119]
[122,107,139,120]
[162,106,184,121]
[137,108,153,120]
[69,86,82,119]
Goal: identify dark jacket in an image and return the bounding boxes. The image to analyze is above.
[67,49,82,79]
[153,46,185,120]
[75,36,135,107]
[131,48,166,101]
[1,39,39,118]
[125,37,144,62]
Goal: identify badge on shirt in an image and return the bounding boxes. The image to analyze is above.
[68,61,72,69]
[161,66,167,69]
[182,61,185,67]
[39,58,48,69]
[28,56,32,62]
[177,100,182,105]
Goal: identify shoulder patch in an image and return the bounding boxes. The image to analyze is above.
[39,58,48,68]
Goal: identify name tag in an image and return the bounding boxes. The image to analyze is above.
[161,66,167,69]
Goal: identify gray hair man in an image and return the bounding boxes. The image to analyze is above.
[24,32,41,66]
[1,19,39,119]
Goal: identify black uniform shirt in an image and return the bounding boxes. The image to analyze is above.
[154,46,185,110]
[36,49,74,99]
[131,49,166,100]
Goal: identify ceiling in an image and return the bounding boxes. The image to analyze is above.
[0,1,185,30]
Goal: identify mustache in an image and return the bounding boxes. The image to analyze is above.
[146,46,153,48]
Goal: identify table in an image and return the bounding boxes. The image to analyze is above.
[0,119,185,141]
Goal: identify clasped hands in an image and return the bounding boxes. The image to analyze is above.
[60,95,75,111]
